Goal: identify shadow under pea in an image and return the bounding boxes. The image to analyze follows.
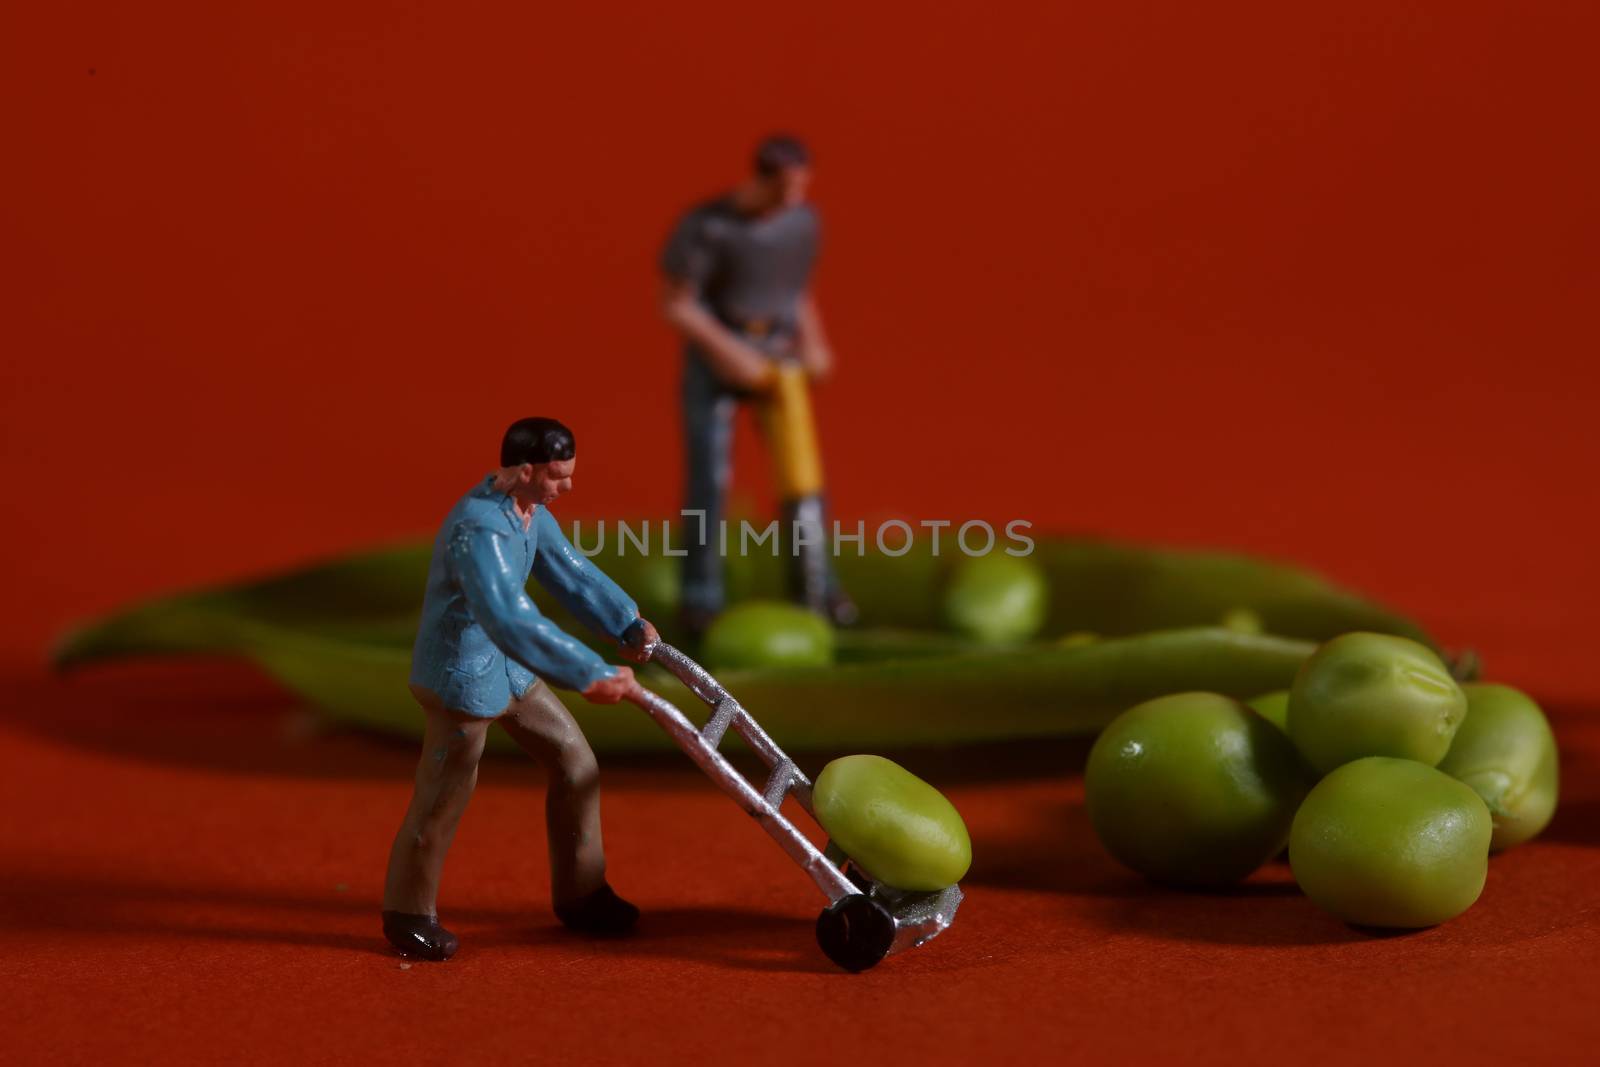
[965,794,1367,947]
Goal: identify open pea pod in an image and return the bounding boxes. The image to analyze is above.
[60,612,1315,753]
[52,531,1439,752]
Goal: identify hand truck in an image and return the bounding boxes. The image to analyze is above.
[626,641,963,972]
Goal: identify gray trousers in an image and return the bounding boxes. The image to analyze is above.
[680,353,841,615]
[382,678,607,917]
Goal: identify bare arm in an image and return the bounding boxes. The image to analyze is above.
[660,277,776,392]
[794,291,833,381]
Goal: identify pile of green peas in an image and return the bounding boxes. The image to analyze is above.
[1085,632,1560,928]
[695,561,1561,924]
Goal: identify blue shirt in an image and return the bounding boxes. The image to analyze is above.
[409,476,639,716]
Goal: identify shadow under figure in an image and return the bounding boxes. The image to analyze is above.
[382,416,661,961]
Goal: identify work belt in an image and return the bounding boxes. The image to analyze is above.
[719,312,795,341]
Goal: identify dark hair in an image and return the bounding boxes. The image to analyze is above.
[501,417,575,466]
[754,134,810,177]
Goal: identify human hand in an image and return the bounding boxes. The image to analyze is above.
[800,345,833,383]
[722,346,777,393]
[619,618,659,663]
[582,666,638,705]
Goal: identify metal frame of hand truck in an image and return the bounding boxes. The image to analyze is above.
[626,641,961,972]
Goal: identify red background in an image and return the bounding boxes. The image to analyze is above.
[3,2,1599,1063]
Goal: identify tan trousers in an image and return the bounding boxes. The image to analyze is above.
[382,678,607,917]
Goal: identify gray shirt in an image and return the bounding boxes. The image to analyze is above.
[660,196,819,332]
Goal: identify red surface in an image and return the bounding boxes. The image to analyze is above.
[3,2,1600,1063]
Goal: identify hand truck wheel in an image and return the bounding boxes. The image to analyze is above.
[815,893,895,972]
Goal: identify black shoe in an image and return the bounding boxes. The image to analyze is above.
[382,910,460,961]
[555,884,640,936]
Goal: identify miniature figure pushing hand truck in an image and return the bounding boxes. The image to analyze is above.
[383,417,960,970]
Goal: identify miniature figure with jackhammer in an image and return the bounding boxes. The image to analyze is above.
[659,134,855,635]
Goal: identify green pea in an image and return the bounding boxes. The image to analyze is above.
[942,553,1049,644]
[1437,683,1559,851]
[1288,632,1466,774]
[812,754,972,891]
[1220,607,1264,635]
[1246,689,1290,733]
[1085,692,1313,887]
[701,601,834,670]
[1290,756,1490,927]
